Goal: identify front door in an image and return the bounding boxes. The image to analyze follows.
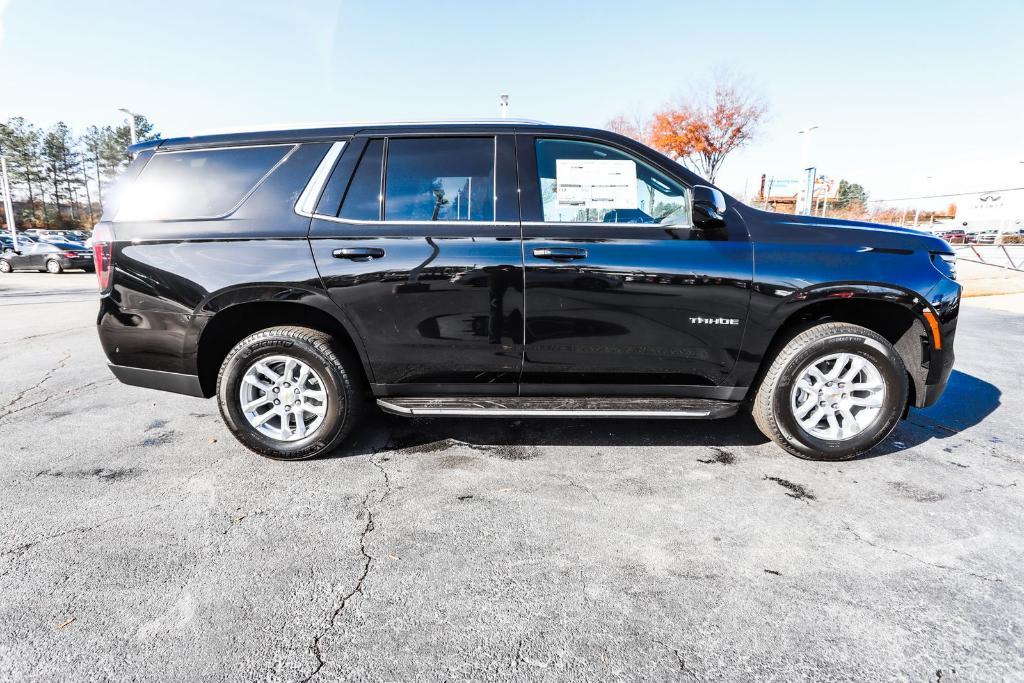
[309,133,524,396]
[517,134,753,398]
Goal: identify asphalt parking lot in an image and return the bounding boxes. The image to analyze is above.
[1,272,1022,681]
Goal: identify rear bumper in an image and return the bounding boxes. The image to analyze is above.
[58,255,94,269]
[108,364,205,398]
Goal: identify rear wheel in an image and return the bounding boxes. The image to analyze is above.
[216,326,364,460]
[752,322,908,460]
[0,259,11,273]
[45,259,62,274]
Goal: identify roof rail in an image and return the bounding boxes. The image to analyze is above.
[177,118,551,138]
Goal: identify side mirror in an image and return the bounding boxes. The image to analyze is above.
[692,185,727,227]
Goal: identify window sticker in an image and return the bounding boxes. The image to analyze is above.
[555,159,638,209]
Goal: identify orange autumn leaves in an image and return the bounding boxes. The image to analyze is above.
[608,80,766,184]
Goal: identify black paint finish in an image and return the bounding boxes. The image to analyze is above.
[97,122,960,410]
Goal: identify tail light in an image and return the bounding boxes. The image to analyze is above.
[62,251,79,258]
[92,223,114,292]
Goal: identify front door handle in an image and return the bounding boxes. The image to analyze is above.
[333,247,385,260]
[532,247,588,261]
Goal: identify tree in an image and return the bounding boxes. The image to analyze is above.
[606,113,649,144]
[647,76,766,183]
[833,180,868,211]
[41,122,83,226]
[0,117,46,225]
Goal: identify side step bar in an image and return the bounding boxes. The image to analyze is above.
[377,396,740,419]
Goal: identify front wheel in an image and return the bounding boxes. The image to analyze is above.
[752,322,908,460]
[0,259,11,273]
[216,326,365,460]
[45,259,63,274]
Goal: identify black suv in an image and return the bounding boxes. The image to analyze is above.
[93,121,959,461]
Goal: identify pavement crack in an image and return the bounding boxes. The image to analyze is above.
[961,481,1017,495]
[0,351,71,415]
[302,455,392,682]
[0,378,114,425]
[566,478,600,503]
[842,521,1002,583]
[652,638,697,680]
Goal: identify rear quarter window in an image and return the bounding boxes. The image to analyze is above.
[114,145,293,221]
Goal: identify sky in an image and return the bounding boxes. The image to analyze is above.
[1,0,1023,207]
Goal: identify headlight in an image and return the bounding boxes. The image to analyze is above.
[931,252,956,280]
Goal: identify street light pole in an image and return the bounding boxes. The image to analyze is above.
[797,126,819,216]
[118,107,138,146]
[0,153,17,251]
[913,176,934,228]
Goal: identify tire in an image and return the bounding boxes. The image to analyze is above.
[216,326,364,460]
[0,259,11,273]
[752,322,908,460]
[45,259,63,274]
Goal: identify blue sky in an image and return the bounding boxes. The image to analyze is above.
[1,0,1022,204]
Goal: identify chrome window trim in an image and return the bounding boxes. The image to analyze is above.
[294,141,346,217]
[310,214,508,228]
[115,143,298,223]
[520,221,693,229]
[152,142,295,155]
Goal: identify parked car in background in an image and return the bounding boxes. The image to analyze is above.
[1,234,39,252]
[937,228,966,244]
[0,239,93,273]
[23,229,88,245]
[93,120,960,463]
[968,229,999,244]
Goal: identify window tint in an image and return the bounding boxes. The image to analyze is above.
[115,145,290,221]
[338,139,384,221]
[384,137,494,222]
[535,139,691,226]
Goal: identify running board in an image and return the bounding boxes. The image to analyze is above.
[376,396,740,419]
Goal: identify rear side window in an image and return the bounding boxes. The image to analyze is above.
[339,139,384,221]
[384,137,494,222]
[115,145,291,221]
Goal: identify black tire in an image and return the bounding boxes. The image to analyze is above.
[45,259,63,274]
[0,259,11,273]
[216,326,365,460]
[752,322,908,460]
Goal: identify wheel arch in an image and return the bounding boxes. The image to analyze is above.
[191,292,373,398]
[750,285,935,409]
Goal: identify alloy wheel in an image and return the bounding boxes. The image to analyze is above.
[789,352,886,441]
[238,354,329,442]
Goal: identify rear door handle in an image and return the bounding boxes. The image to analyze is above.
[532,247,587,261]
[333,247,385,260]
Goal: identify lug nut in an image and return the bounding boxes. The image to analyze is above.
[831,403,838,409]
[283,382,290,388]
[273,387,279,394]
[274,399,280,405]
[285,405,291,411]
[294,400,300,406]
[819,401,827,407]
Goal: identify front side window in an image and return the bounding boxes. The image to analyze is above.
[535,139,691,226]
[115,145,291,221]
[384,137,494,222]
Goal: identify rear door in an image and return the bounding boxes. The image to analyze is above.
[309,132,524,396]
[517,133,753,398]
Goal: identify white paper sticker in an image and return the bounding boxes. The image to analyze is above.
[555,159,637,209]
